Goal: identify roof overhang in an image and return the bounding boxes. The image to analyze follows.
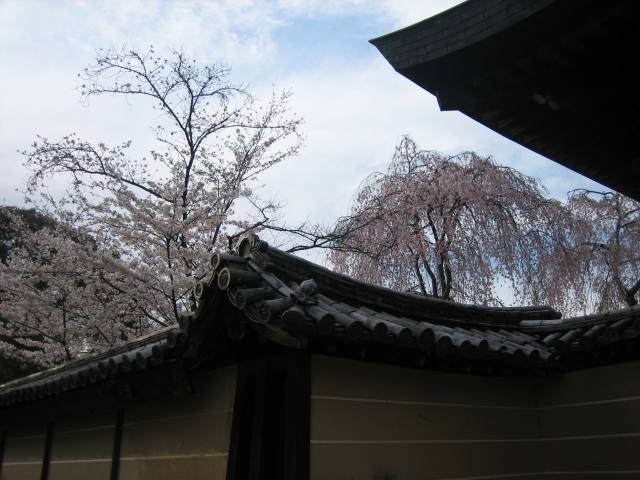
[371,0,640,200]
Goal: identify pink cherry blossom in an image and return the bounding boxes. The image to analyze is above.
[0,48,301,368]
[329,136,587,312]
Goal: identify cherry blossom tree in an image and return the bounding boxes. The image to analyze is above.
[329,136,580,309]
[0,47,302,368]
[566,190,640,312]
[0,212,147,368]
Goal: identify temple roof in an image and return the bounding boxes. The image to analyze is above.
[370,0,640,200]
[3,234,640,406]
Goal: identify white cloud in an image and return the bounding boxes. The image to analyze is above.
[256,54,598,231]
[0,0,600,218]
[274,0,465,25]
[378,0,466,27]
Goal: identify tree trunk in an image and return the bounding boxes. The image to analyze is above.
[625,278,640,307]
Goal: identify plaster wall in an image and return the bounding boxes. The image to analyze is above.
[1,389,117,480]
[536,360,640,479]
[310,354,541,480]
[0,424,47,480]
[118,365,236,480]
[47,392,115,480]
[0,365,236,480]
[310,355,640,480]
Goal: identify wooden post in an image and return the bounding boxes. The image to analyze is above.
[0,429,6,476]
[227,351,310,480]
[110,408,124,480]
[40,422,54,480]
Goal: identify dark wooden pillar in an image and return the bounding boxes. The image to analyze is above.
[227,350,310,480]
[0,429,6,476]
[110,408,125,480]
[40,422,54,480]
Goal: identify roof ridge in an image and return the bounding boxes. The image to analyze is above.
[259,243,562,326]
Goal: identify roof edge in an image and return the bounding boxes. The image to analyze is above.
[369,1,469,46]
[0,325,184,400]
[258,243,562,325]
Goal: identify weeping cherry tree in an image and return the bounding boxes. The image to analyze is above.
[329,136,580,309]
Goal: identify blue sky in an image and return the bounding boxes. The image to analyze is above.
[0,0,602,238]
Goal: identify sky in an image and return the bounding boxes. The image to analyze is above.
[0,0,602,250]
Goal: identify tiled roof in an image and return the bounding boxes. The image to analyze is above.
[0,327,185,406]
[185,234,640,372]
[183,236,556,369]
[2,233,640,405]
[520,308,640,354]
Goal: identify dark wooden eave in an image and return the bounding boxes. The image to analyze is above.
[370,0,640,200]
